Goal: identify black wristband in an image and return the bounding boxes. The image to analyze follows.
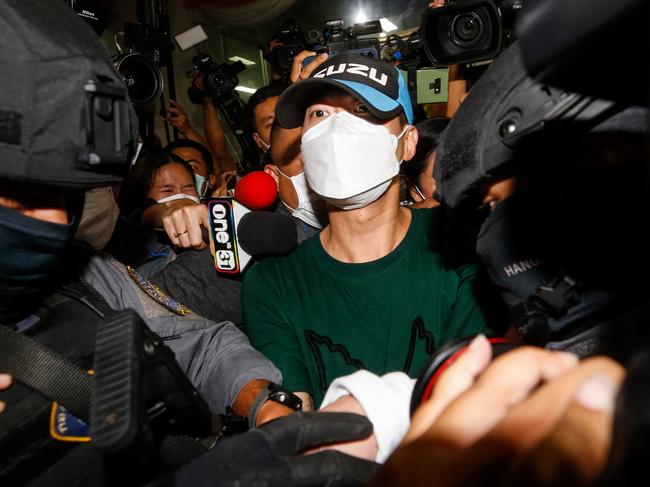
[248,383,302,429]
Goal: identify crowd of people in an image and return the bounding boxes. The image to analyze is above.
[1,0,648,486]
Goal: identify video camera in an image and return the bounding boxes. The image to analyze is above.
[318,18,383,60]
[421,0,523,66]
[185,52,258,170]
[187,53,246,103]
[266,19,311,76]
[90,310,247,476]
[267,18,383,79]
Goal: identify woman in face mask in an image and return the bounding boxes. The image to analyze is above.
[107,152,200,276]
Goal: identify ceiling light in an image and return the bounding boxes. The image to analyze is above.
[235,86,256,94]
[379,18,398,32]
[355,8,369,23]
[229,56,256,66]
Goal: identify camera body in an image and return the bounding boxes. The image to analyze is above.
[320,19,383,60]
[188,53,246,102]
[421,0,522,66]
[268,19,311,75]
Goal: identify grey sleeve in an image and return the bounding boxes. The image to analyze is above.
[81,252,282,414]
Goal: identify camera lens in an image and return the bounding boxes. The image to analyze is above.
[450,12,483,47]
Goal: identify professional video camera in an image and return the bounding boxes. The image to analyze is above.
[113,1,175,108]
[266,19,311,77]
[319,18,383,59]
[91,310,247,479]
[421,0,523,66]
[188,53,246,103]
[267,18,383,79]
[186,52,258,169]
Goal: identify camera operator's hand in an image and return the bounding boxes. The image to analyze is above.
[291,51,329,84]
[372,337,625,487]
[165,99,194,135]
[176,412,379,487]
[161,200,210,250]
[0,374,12,413]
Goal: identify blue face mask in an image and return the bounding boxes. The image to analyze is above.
[194,173,208,199]
[0,205,74,320]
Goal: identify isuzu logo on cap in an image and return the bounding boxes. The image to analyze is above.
[313,63,389,87]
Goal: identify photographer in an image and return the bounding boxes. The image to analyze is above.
[165,81,237,176]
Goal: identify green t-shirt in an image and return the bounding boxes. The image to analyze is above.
[242,208,488,406]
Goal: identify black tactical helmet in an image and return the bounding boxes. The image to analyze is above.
[0,0,139,189]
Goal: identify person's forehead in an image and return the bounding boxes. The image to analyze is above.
[171,147,205,164]
[156,163,193,182]
[256,96,280,118]
[306,86,360,110]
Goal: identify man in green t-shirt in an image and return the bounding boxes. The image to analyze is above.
[242,53,489,409]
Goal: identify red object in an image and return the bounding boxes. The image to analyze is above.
[419,337,510,407]
[234,171,278,210]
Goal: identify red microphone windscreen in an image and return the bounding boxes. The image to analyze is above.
[234,171,278,210]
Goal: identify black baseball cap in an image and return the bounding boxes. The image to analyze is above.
[275,52,414,129]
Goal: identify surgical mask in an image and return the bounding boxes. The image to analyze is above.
[156,193,200,205]
[0,205,74,320]
[194,173,208,199]
[256,135,270,153]
[74,186,119,250]
[301,111,409,210]
[277,168,327,229]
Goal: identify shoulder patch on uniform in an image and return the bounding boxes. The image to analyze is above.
[127,266,192,316]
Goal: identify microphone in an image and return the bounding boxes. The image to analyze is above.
[237,212,298,257]
[234,171,278,210]
[208,199,298,276]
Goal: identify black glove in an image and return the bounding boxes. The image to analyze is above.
[175,412,379,487]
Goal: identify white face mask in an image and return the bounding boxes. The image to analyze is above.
[301,111,409,210]
[156,193,200,205]
[257,135,270,153]
[277,168,327,229]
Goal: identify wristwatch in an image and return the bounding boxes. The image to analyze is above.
[248,382,302,428]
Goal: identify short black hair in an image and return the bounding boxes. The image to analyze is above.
[247,81,289,131]
[401,116,450,186]
[164,139,213,175]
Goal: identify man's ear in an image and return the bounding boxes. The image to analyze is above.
[264,164,280,189]
[402,125,419,162]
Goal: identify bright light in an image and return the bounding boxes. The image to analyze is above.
[379,18,398,32]
[235,86,256,94]
[228,56,256,66]
[355,8,369,23]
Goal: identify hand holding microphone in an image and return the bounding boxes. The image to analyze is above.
[208,171,298,276]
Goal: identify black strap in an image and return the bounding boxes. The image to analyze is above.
[0,324,92,421]
[511,273,579,346]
